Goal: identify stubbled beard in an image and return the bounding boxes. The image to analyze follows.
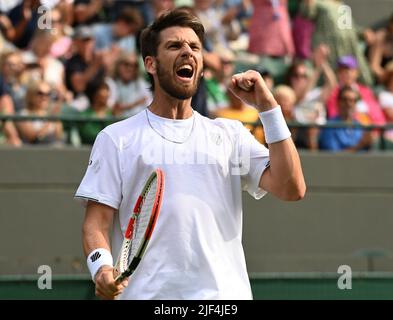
[156,59,201,100]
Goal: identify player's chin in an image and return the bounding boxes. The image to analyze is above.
[177,82,199,98]
[170,88,197,100]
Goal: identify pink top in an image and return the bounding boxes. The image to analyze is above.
[327,84,386,125]
[50,36,72,59]
[248,0,294,57]
[292,15,314,59]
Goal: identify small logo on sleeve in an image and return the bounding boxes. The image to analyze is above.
[88,158,100,173]
[90,252,101,263]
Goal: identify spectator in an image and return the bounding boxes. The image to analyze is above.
[0,75,21,146]
[65,25,105,96]
[319,86,372,151]
[378,63,393,145]
[7,0,43,49]
[93,7,144,54]
[0,50,27,113]
[64,74,89,113]
[245,0,294,83]
[22,29,69,101]
[41,0,74,26]
[194,0,239,56]
[248,0,294,58]
[274,85,297,123]
[274,84,315,149]
[49,6,73,61]
[16,81,64,145]
[326,55,386,127]
[292,6,315,60]
[300,0,374,86]
[213,88,265,144]
[204,67,230,115]
[259,69,275,91]
[77,80,112,145]
[369,13,393,83]
[112,53,152,117]
[286,45,337,148]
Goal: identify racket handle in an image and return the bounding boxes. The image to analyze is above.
[115,256,141,283]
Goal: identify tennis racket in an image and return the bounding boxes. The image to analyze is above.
[113,168,164,283]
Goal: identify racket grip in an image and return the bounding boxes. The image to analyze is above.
[115,256,141,283]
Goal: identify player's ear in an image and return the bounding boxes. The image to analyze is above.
[145,56,157,75]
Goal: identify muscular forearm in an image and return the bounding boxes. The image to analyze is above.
[262,138,306,201]
[82,201,128,300]
[82,201,114,256]
[229,70,306,201]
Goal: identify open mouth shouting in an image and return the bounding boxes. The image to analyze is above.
[175,63,194,83]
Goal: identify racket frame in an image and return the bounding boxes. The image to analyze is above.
[114,169,164,283]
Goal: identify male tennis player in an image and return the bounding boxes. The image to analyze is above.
[76,9,306,300]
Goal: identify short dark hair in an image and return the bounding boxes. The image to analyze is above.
[86,80,109,104]
[139,8,205,89]
[338,85,360,102]
[285,60,308,85]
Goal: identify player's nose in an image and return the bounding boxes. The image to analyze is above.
[180,44,193,58]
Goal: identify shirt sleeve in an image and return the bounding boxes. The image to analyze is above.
[74,131,122,209]
[235,122,270,200]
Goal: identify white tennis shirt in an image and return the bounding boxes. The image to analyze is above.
[75,109,270,300]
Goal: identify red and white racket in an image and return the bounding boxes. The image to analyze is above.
[113,169,164,283]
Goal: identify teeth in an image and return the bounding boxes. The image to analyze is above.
[177,64,193,71]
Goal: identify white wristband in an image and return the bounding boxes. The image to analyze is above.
[259,106,291,144]
[87,248,113,282]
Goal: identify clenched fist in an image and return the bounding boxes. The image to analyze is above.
[229,70,278,112]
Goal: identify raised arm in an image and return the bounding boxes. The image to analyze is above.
[82,201,128,300]
[229,70,306,201]
[312,45,338,103]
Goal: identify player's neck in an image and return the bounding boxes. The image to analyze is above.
[148,95,193,120]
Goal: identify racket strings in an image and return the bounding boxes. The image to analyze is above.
[130,179,158,258]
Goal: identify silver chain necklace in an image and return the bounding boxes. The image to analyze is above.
[145,109,196,144]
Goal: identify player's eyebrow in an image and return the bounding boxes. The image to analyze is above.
[164,39,201,49]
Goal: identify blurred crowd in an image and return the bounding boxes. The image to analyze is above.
[0,0,392,152]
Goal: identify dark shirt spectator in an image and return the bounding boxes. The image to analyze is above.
[78,80,112,145]
[320,86,372,151]
[65,26,105,93]
[7,0,42,49]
